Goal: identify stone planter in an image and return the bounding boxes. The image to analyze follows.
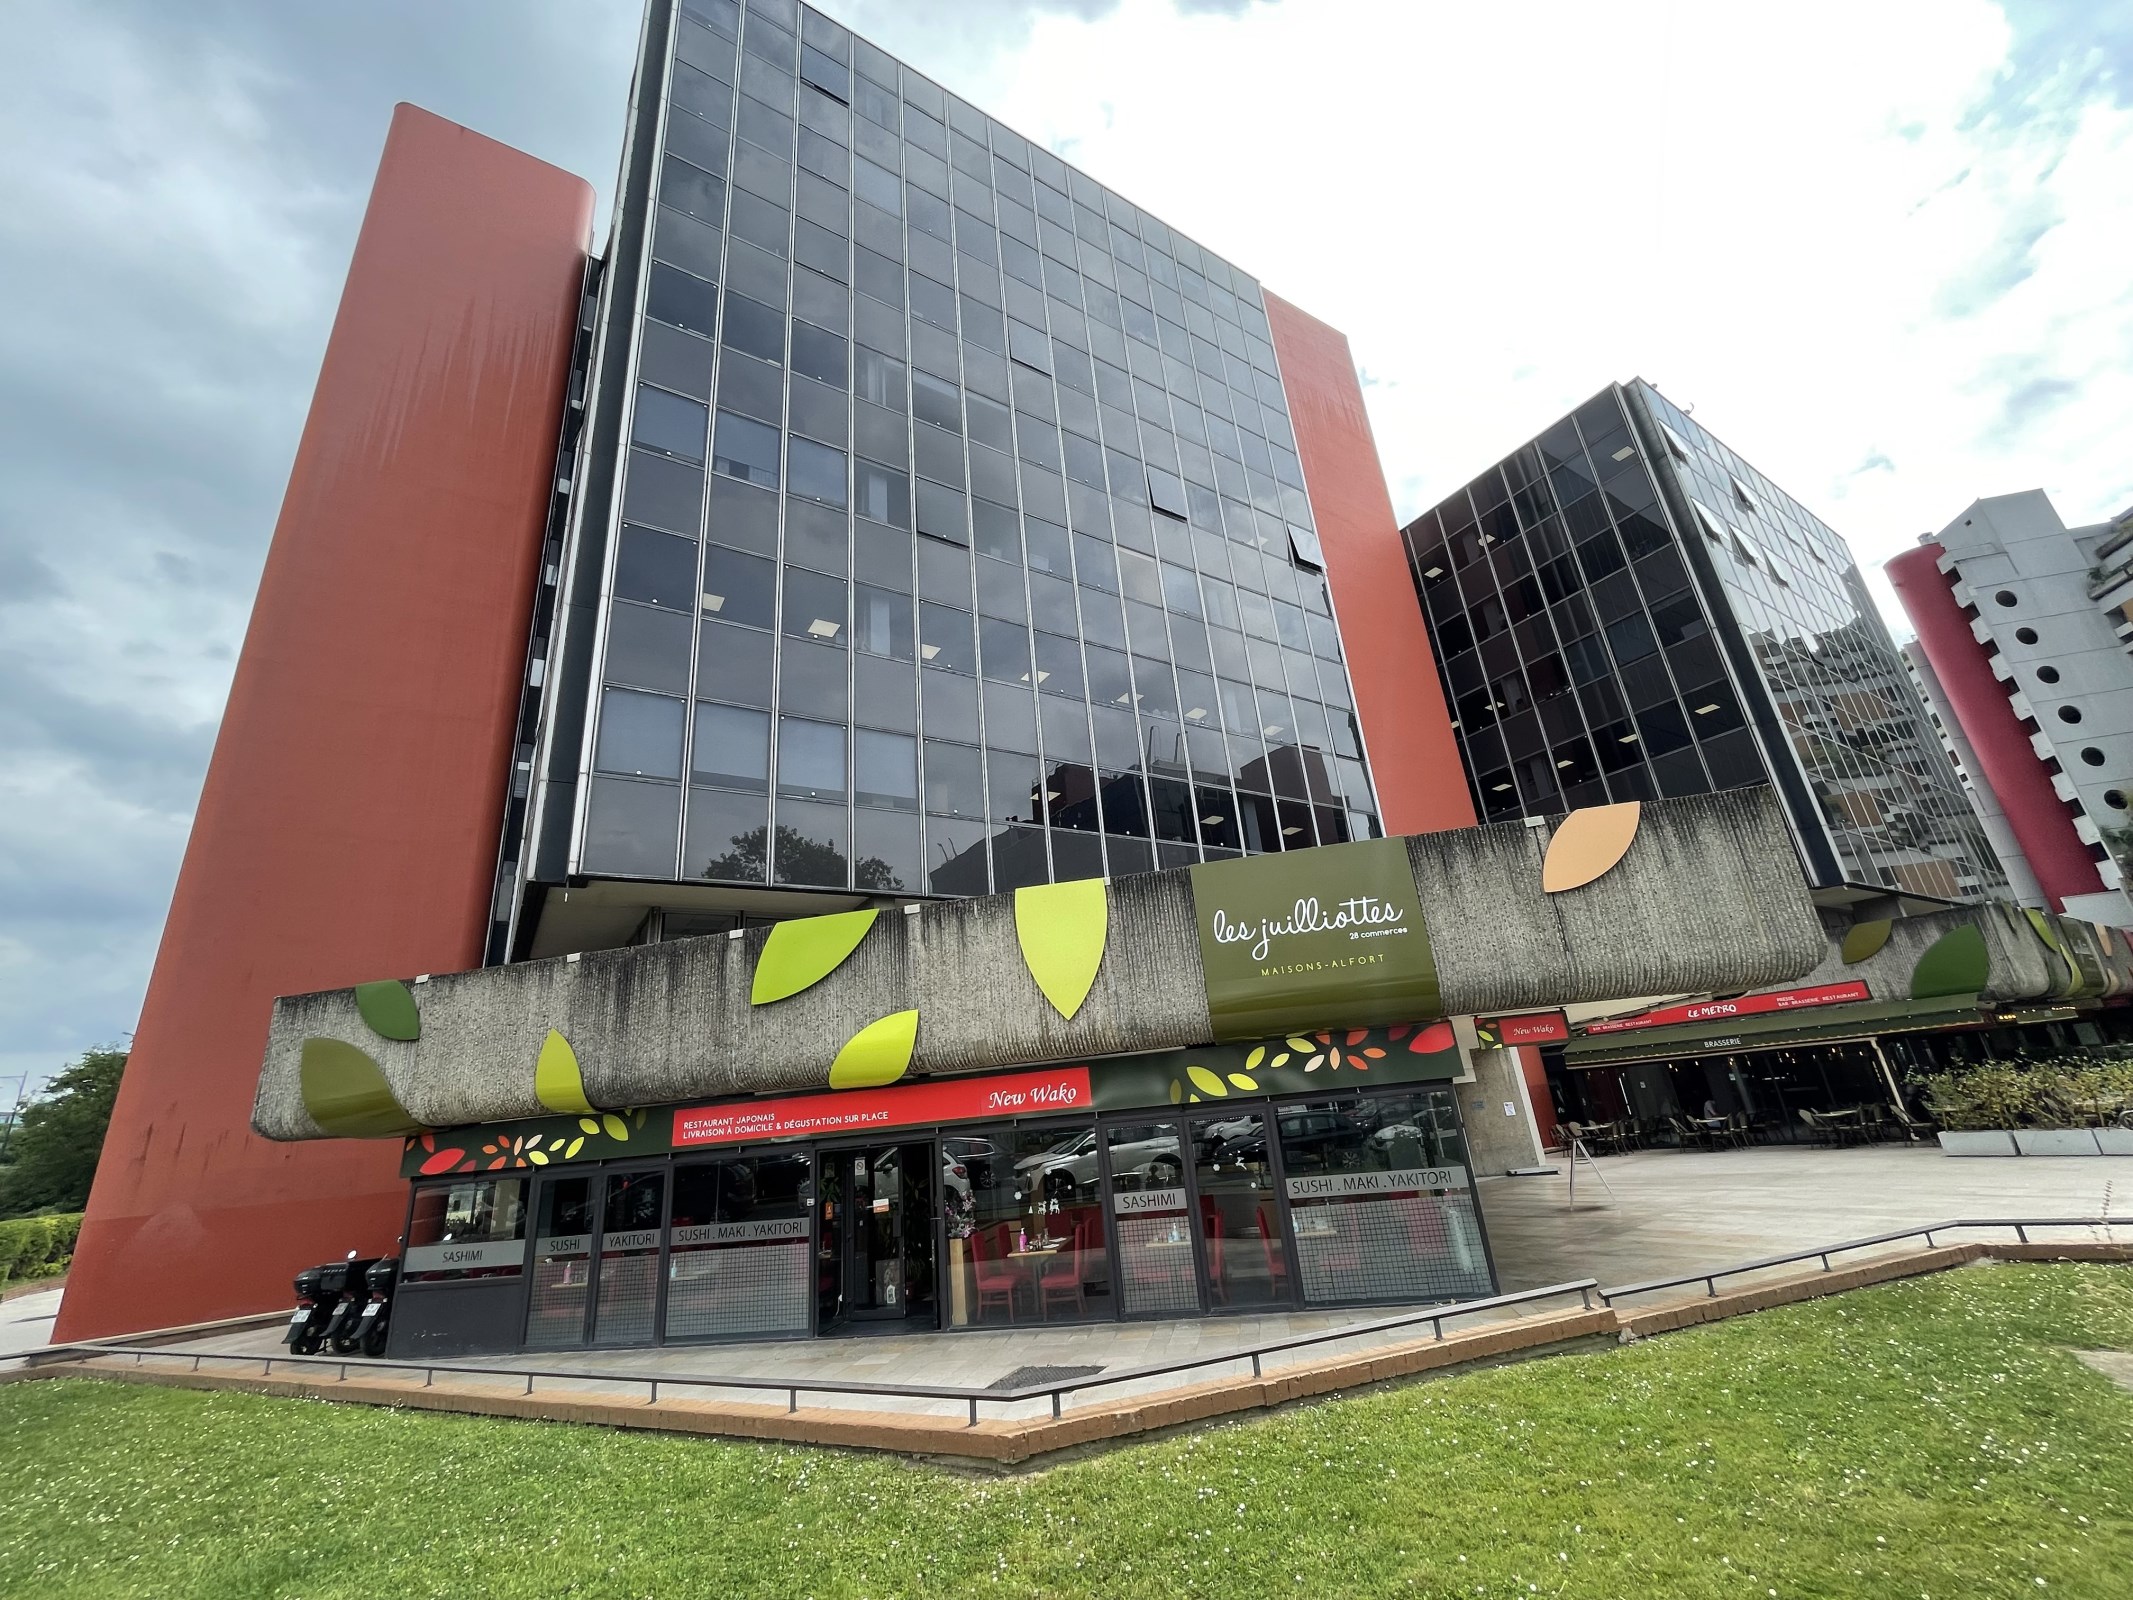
[2013,1128,2102,1157]
[1938,1130,2018,1156]
[2093,1125,2133,1156]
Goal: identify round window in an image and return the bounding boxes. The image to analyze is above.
[2015,627,2039,645]
[2107,790,2129,811]
[2081,747,2106,766]
[2037,664,2061,684]
[1994,589,2019,607]
[2057,705,2084,724]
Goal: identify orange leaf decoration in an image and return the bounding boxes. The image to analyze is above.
[1363,1048,1386,1059]
[1345,1029,1367,1046]
[418,1147,466,1175]
[1541,802,1642,892]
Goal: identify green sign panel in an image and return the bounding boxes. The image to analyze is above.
[1188,836,1440,1040]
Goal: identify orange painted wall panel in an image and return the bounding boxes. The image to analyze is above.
[1264,293,1475,837]
[56,106,593,1340]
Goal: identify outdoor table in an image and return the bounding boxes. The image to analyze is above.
[1010,1240,1067,1316]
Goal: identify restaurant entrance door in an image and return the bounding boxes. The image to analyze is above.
[818,1141,937,1334]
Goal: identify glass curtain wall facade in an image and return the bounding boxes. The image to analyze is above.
[575,0,1378,899]
[1401,381,2003,899]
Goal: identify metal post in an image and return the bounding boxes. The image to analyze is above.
[1819,1253,1830,1272]
[1577,1285,1593,1309]
[524,1373,534,1396]
[263,1358,272,1377]
[648,1380,659,1405]
[424,1368,434,1388]
[339,1363,348,1382]
[1250,1353,1262,1377]
[788,1388,797,1413]
[1431,1317,1444,1341]
[1051,1392,1062,1418]
[966,1397,978,1428]
[1705,1277,1717,1298]
[2016,1224,2030,1244]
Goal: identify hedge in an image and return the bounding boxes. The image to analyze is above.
[1915,1056,2133,1132]
[0,1212,82,1290]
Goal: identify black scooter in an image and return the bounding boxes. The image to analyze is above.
[282,1264,331,1355]
[353,1257,398,1357]
[319,1252,382,1354]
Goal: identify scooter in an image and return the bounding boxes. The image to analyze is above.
[320,1252,382,1355]
[283,1265,330,1355]
[355,1256,398,1358]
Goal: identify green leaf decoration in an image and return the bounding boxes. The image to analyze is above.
[299,1037,422,1139]
[1186,1064,1228,1098]
[1014,878,1109,1019]
[2025,908,2067,957]
[1839,919,1892,965]
[1911,924,1990,999]
[601,1112,629,1140]
[534,1029,594,1116]
[1227,1072,1259,1091]
[750,909,880,1005]
[828,1009,920,1090]
[353,979,421,1041]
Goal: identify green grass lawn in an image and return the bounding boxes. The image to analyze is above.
[1,1263,2129,1600]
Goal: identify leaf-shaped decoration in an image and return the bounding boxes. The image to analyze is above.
[1168,1079,1183,1105]
[2024,908,2067,957]
[1245,1045,1266,1070]
[1407,1020,1458,1055]
[751,909,880,1005]
[1186,1064,1228,1098]
[1014,879,1109,1019]
[1540,802,1643,893]
[1911,924,1990,999]
[1840,919,1893,965]
[353,979,421,1041]
[418,1146,466,1175]
[828,1009,920,1090]
[299,1037,422,1139]
[1227,1073,1258,1091]
[534,1029,595,1116]
[601,1112,629,1140]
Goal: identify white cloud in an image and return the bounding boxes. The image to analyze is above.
[872,0,2133,631]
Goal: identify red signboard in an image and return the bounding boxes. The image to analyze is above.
[672,1066,1094,1148]
[1478,1012,1569,1046]
[1582,981,1872,1036]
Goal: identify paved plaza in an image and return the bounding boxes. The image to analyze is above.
[12,1147,2125,1423]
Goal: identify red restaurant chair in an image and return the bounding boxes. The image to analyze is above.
[972,1223,1019,1323]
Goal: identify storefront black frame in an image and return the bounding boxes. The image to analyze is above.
[388,1078,1496,1358]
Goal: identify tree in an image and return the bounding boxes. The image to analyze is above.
[702,824,901,892]
[0,1046,126,1218]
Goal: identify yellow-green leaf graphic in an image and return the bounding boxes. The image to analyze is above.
[1840,919,1893,965]
[353,979,421,1041]
[751,909,880,1004]
[534,1029,595,1116]
[1186,1064,1228,1098]
[1912,924,1990,999]
[299,1037,422,1139]
[1541,801,1642,893]
[601,1112,629,1140]
[1227,1073,1258,1091]
[1014,878,1109,1020]
[828,1009,920,1090]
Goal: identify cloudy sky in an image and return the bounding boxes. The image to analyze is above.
[2,0,2129,1097]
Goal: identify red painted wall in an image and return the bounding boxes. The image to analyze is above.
[56,106,594,1341]
[1264,293,1476,837]
[1887,543,2101,910]
[1515,1046,1558,1146]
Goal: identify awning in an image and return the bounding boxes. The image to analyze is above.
[1563,993,1987,1068]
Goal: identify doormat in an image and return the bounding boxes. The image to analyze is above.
[988,1363,1104,1390]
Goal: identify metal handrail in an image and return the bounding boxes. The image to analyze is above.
[1597,1216,2123,1304]
[32,1218,2121,1429]
[26,1277,1603,1429]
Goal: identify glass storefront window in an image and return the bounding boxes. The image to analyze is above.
[1275,1090,1490,1307]
[1105,1120,1197,1317]
[944,1124,1111,1325]
[402,1177,527,1283]
[593,1169,667,1345]
[524,1175,594,1348]
[666,1152,813,1340]
[1189,1113,1286,1310]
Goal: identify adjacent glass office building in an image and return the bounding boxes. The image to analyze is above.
[508,0,1379,957]
[1401,381,2004,902]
